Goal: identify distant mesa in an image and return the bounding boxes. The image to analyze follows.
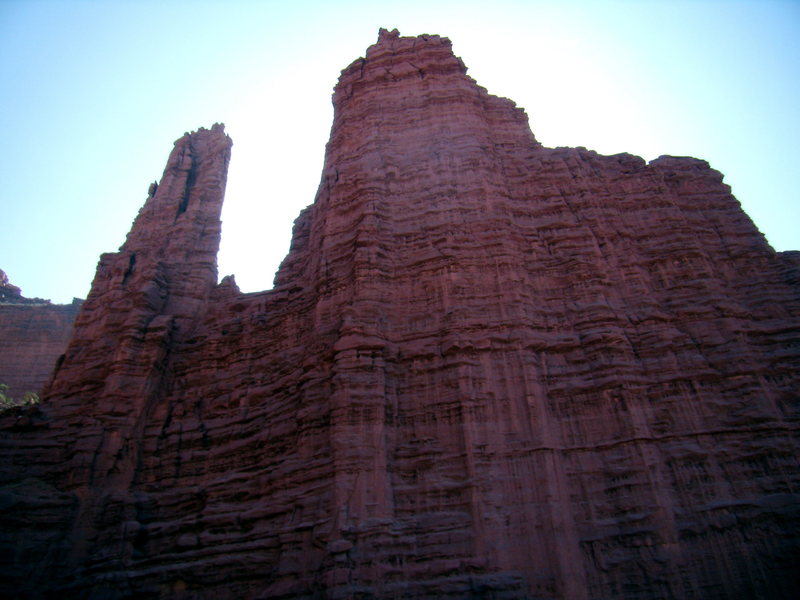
[0,268,82,399]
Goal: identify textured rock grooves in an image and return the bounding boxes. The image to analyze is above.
[1,30,799,599]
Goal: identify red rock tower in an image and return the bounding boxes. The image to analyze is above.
[1,30,798,599]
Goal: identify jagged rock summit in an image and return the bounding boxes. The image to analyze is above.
[1,30,799,599]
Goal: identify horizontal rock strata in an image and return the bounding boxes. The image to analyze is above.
[1,29,798,600]
[0,269,81,398]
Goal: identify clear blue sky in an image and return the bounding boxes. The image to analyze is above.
[1,0,798,303]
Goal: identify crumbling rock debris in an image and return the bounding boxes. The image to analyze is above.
[0,30,798,599]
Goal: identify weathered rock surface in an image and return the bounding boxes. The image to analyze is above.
[1,29,799,599]
[0,268,82,397]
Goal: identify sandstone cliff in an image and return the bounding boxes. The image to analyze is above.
[1,29,798,599]
[0,268,81,398]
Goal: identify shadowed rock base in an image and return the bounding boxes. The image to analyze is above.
[1,30,798,600]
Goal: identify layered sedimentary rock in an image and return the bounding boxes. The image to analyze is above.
[1,29,799,599]
[0,269,81,397]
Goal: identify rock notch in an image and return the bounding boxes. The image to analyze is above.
[1,31,798,599]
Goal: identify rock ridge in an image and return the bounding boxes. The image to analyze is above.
[0,31,798,600]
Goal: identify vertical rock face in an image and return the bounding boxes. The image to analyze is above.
[1,30,799,600]
[0,269,81,398]
[45,123,231,410]
[0,123,232,596]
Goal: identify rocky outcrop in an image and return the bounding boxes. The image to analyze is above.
[0,269,81,398]
[0,268,25,303]
[1,29,798,599]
